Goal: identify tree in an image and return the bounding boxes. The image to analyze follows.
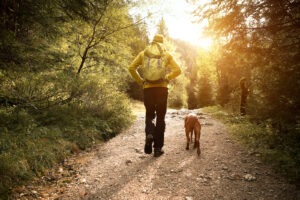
[0,0,152,196]
[196,49,214,108]
[197,69,213,107]
[0,0,148,108]
[194,0,300,127]
[172,39,198,109]
[126,17,149,100]
[156,17,169,37]
[0,0,76,108]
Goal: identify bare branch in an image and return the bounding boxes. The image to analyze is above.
[76,34,83,58]
[91,15,149,49]
[76,1,111,74]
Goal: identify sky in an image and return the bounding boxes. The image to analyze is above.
[130,0,211,49]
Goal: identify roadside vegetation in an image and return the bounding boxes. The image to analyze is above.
[203,106,300,184]
[1,0,299,198]
[0,93,133,197]
[0,1,188,198]
[0,0,139,198]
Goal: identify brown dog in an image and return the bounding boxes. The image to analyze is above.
[184,113,201,156]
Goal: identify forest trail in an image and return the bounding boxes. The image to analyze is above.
[16,108,297,200]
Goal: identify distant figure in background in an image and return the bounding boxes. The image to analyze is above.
[128,34,181,157]
[240,78,249,116]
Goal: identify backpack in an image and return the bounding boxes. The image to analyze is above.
[142,42,166,83]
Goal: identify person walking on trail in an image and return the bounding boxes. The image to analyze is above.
[128,34,181,157]
[240,77,249,116]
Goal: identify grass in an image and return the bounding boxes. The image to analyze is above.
[203,106,300,184]
[0,98,134,199]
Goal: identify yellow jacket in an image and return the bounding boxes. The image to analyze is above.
[128,45,181,89]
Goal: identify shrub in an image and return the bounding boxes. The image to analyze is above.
[203,106,300,183]
[0,80,134,198]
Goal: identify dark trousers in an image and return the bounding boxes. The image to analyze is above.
[240,94,247,116]
[144,87,168,149]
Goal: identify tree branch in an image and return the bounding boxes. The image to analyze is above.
[76,1,110,74]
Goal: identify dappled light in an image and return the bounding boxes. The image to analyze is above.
[0,0,299,199]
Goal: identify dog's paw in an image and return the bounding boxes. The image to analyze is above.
[197,149,201,156]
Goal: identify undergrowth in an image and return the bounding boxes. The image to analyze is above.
[0,96,133,199]
[203,106,300,184]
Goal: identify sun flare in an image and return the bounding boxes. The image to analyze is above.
[168,17,212,50]
[132,0,212,50]
[165,0,212,49]
[170,25,212,50]
[196,37,212,50]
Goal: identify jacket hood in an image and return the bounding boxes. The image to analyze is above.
[153,34,164,43]
[144,42,165,58]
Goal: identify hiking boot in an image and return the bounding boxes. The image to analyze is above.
[144,134,153,154]
[154,148,164,157]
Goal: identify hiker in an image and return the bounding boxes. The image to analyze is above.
[240,77,249,116]
[128,34,181,157]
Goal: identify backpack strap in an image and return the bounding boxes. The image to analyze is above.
[146,56,161,69]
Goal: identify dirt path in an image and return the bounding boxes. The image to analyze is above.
[16,109,298,200]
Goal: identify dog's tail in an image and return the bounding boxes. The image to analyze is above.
[184,116,188,128]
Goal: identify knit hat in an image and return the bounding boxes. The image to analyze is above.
[153,34,164,43]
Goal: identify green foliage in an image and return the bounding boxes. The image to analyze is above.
[156,17,169,38]
[194,0,300,135]
[126,17,149,101]
[196,50,215,108]
[197,71,213,107]
[203,106,300,183]
[0,0,145,198]
[186,82,198,109]
[171,39,198,109]
[164,39,188,108]
[0,79,133,198]
[168,76,188,108]
[171,39,217,109]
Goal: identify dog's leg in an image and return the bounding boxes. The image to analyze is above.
[190,130,193,144]
[195,124,201,156]
[186,129,190,150]
[193,129,197,149]
[194,129,196,144]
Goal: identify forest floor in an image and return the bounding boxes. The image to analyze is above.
[14,104,298,200]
